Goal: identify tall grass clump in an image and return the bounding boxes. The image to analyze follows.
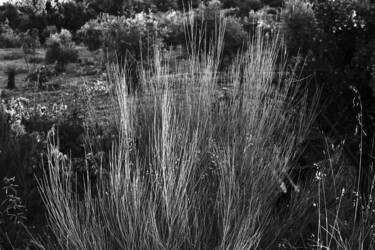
[37,15,320,249]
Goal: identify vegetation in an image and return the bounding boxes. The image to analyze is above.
[0,0,374,249]
[45,29,79,72]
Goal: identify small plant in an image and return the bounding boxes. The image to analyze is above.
[25,66,58,89]
[19,29,40,55]
[45,29,79,72]
[0,177,28,249]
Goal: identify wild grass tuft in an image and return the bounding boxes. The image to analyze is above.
[37,20,320,249]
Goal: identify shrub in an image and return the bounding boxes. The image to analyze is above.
[45,29,79,72]
[242,7,280,32]
[60,1,95,35]
[156,10,185,46]
[0,3,20,29]
[0,20,21,48]
[41,25,58,45]
[281,0,317,56]
[77,20,102,51]
[78,12,171,93]
[0,177,28,249]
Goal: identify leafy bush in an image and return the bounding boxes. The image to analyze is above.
[0,177,28,249]
[0,20,21,48]
[0,3,20,29]
[281,0,317,56]
[45,29,79,72]
[78,12,171,92]
[41,25,58,45]
[59,1,95,35]
[77,19,102,51]
[156,10,185,46]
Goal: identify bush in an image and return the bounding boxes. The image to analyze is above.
[0,3,20,29]
[155,10,185,46]
[0,20,21,48]
[45,29,79,72]
[77,20,102,51]
[60,1,95,35]
[78,12,171,93]
[41,25,58,45]
[281,0,317,56]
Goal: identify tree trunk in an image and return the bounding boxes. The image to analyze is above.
[7,72,15,89]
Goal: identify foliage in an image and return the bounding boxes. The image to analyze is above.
[281,0,317,56]
[152,0,178,11]
[26,65,59,89]
[261,0,283,8]
[78,12,171,92]
[19,28,40,55]
[86,0,151,16]
[0,3,20,29]
[222,0,264,16]
[41,25,58,45]
[45,29,79,72]
[76,19,103,51]
[0,20,21,48]
[0,177,28,249]
[59,1,96,35]
[186,0,247,66]
[0,92,90,248]
[155,10,185,46]
[241,6,280,40]
[279,0,375,203]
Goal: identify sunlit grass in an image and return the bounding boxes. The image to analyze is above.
[36,19,322,249]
